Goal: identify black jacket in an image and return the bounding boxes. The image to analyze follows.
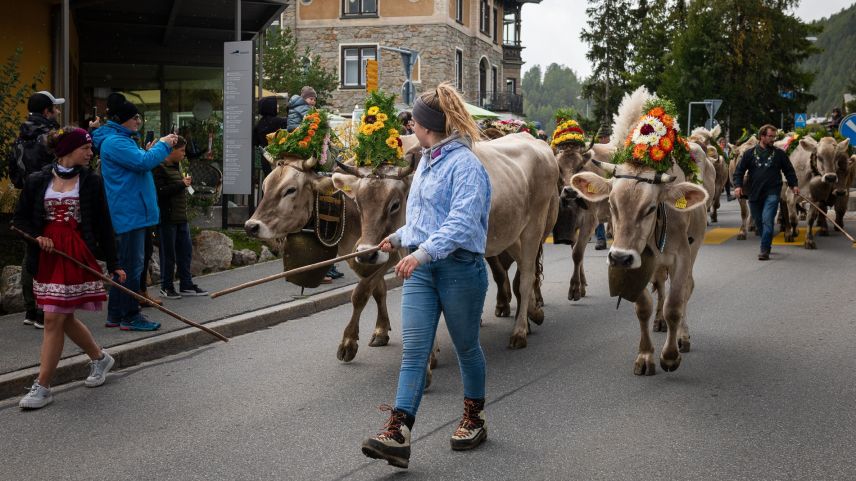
[153,163,188,224]
[8,114,58,188]
[733,145,798,202]
[13,165,119,274]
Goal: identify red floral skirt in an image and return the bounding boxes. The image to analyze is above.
[33,220,106,314]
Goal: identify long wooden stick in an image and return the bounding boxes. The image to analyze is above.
[210,245,382,299]
[795,192,856,243]
[12,226,229,342]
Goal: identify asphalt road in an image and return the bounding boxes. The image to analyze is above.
[2,198,855,481]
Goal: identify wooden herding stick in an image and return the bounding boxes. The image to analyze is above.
[12,226,229,342]
[795,192,856,244]
[210,245,382,299]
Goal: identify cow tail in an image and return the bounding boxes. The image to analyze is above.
[536,243,544,289]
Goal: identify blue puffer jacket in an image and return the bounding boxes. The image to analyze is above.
[286,95,310,131]
[92,121,172,234]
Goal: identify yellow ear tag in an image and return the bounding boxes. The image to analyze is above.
[675,196,687,209]
[342,184,352,193]
[587,183,597,194]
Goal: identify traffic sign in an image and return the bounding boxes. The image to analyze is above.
[839,113,856,144]
[365,60,378,92]
[703,99,722,118]
[795,113,806,129]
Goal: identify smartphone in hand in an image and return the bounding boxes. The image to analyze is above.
[144,130,155,145]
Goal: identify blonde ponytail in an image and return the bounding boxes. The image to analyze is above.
[418,83,483,142]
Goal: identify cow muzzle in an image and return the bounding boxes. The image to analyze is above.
[823,173,838,184]
[607,247,641,269]
[244,219,271,239]
[355,244,388,265]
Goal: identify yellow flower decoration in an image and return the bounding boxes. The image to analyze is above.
[367,106,380,115]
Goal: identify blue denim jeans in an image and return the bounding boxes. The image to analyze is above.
[749,193,780,252]
[159,222,194,291]
[395,250,488,416]
[595,223,606,241]
[107,227,146,323]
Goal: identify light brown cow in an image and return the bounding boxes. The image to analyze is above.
[571,161,708,375]
[727,136,759,239]
[782,137,851,248]
[334,132,559,349]
[833,154,856,230]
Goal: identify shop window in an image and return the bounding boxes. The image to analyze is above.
[341,45,377,88]
[343,0,377,17]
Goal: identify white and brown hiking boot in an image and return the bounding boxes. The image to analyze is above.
[361,404,414,469]
[450,398,487,450]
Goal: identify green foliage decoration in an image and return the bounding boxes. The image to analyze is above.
[353,91,406,168]
[265,108,334,171]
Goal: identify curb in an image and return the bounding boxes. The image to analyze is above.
[0,273,403,402]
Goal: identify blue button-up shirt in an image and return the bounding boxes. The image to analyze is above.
[395,136,491,261]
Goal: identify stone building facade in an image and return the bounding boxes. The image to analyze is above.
[279,0,539,116]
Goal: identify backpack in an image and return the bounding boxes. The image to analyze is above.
[8,129,50,189]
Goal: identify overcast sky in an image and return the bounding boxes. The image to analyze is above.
[520,0,855,80]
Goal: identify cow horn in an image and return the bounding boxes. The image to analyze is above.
[303,156,317,170]
[335,160,362,177]
[591,158,618,174]
[582,126,600,154]
[653,173,676,184]
[392,151,418,180]
[262,150,276,166]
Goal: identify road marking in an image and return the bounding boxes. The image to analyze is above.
[704,228,740,244]
[772,227,819,245]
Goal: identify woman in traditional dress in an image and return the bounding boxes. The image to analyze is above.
[361,83,492,468]
[13,127,125,410]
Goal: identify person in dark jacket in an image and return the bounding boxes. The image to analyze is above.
[153,136,207,299]
[9,91,64,328]
[13,127,125,410]
[286,86,317,131]
[254,95,288,177]
[398,111,415,135]
[827,107,843,134]
[733,124,800,260]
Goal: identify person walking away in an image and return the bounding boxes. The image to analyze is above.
[154,136,207,299]
[362,83,492,468]
[254,95,289,180]
[13,127,125,409]
[733,124,799,260]
[718,136,735,201]
[8,91,65,329]
[92,95,177,331]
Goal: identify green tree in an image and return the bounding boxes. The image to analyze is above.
[626,0,672,93]
[581,0,634,127]
[262,26,337,105]
[522,63,588,133]
[1,47,44,178]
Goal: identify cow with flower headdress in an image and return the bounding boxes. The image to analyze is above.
[570,87,711,375]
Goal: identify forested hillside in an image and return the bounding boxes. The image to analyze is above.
[804,3,856,116]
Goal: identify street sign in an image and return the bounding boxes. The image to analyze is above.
[365,59,378,92]
[839,113,856,144]
[222,41,253,195]
[703,99,722,118]
[794,113,807,129]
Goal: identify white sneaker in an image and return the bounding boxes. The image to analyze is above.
[85,351,115,387]
[19,382,52,410]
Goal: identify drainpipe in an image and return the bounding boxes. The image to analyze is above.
[62,0,70,125]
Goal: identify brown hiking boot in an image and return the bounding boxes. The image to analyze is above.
[450,398,487,451]
[138,289,163,307]
[361,404,413,468]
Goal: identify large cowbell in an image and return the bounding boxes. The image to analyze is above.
[282,231,338,288]
[608,246,657,302]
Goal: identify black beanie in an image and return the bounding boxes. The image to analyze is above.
[113,100,139,123]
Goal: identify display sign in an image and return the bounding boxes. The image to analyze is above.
[366,59,378,92]
[223,41,253,195]
[839,113,856,144]
[794,113,806,129]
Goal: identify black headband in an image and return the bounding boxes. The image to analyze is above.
[412,96,446,133]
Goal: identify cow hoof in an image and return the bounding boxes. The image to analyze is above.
[368,334,389,347]
[633,354,656,376]
[495,305,511,317]
[528,308,544,326]
[568,286,582,301]
[804,239,816,250]
[660,352,682,372]
[424,368,433,390]
[508,333,528,349]
[678,337,691,353]
[711,214,718,223]
[336,340,359,363]
[652,318,667,332]
[737,232,747,240]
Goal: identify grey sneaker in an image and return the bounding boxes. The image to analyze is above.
[19,382,53,410]
[85,351,115,387]
[179,284,208,296]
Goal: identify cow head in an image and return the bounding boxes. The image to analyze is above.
[570,163,708,269]
[811,137,851,196]
[244,155,334,239]
[556,144,589,206]
[331,147,420,265]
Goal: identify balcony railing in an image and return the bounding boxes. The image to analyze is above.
[463,90,524,115]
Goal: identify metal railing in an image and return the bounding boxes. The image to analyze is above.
[463,90,524,115]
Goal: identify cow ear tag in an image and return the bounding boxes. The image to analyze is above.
[587,183,597,194]
[342,184,351,193]
[675,196,687,209]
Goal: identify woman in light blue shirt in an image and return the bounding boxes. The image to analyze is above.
[361,83,492,469]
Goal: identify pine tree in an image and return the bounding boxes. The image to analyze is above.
[262,26,337,105]
[581,0,634,127]
[626,0,671,93]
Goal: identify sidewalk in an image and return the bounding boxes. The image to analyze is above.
[0,259,400,401]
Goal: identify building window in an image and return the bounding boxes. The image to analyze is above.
[455,0,463,23]
[342,0,377,17]
[493,7,499,43]
[341,45,377,88]
[455,49,463,90]
[506,78,516,94]
[491,66,497,96]
[480,0,490,34]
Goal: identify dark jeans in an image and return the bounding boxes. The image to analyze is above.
[395,250,488,416]
[107,228,146,323]
[749,193,780,252]
[595,223,606,242]
[159,222,194,291]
